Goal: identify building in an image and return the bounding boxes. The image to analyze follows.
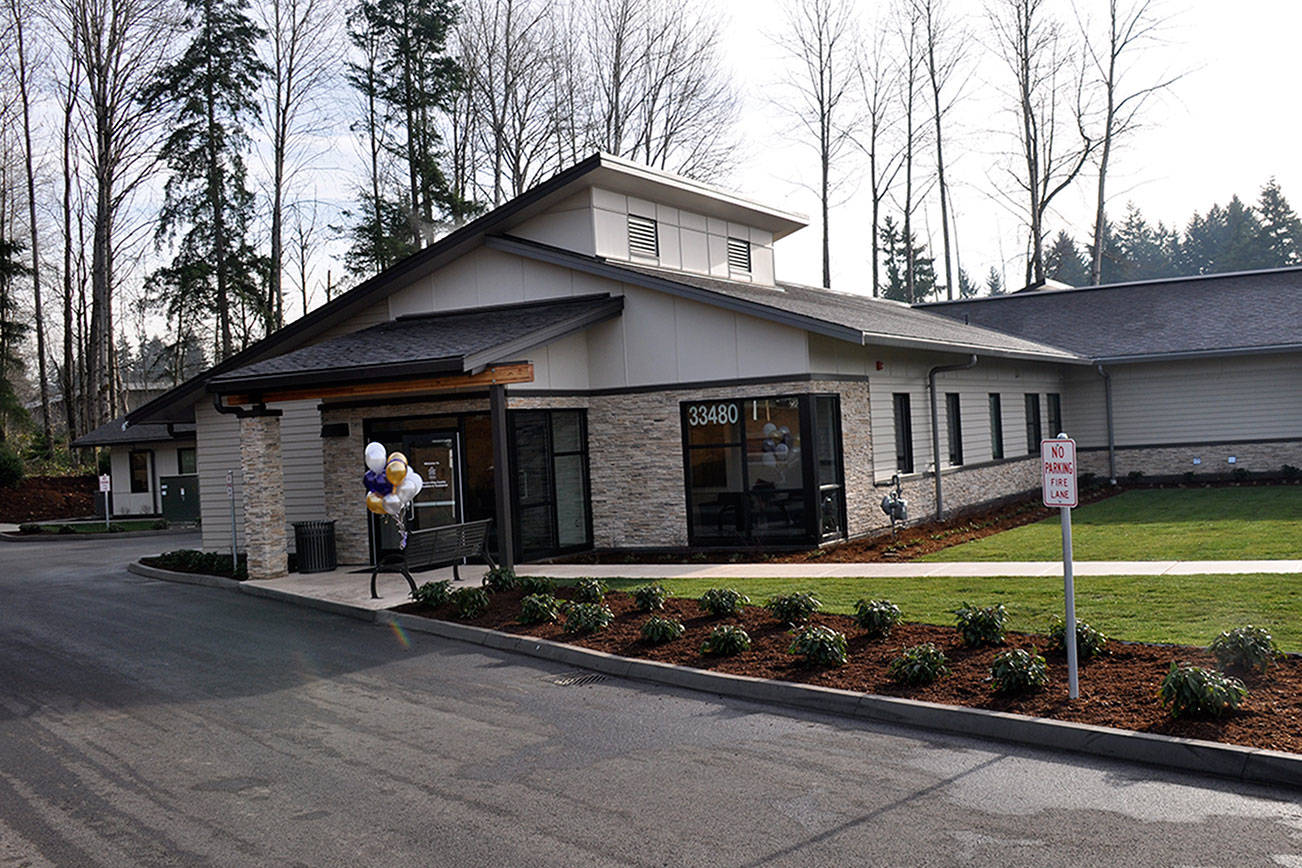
[118,154,1301,579]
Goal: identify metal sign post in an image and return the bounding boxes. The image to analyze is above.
[226,470,237,573]
[99,474,111,531]
[1041,434,1079,699]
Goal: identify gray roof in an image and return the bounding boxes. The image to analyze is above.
[486,236,1087,364]
[72,418,196,448]
[917,267,1302,361]
[208,294,624,392]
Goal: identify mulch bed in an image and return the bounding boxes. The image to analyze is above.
[0,475,95,523]
[397,586,1302,755]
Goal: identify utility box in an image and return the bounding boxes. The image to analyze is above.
[160,475,201,523]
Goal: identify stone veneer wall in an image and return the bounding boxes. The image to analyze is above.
[240,415,288,578]
[1078,440,1302,480]
[870,456,1043,537]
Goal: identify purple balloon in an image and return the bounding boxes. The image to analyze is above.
[363,470,393,495]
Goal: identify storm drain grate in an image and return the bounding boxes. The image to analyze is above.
[544,671,606,687]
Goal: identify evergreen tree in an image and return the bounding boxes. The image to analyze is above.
[147,0,270,361]
[1044,230,1090,286]
[957,267,979,298]
[985,266,1004,296]
[0,239,30,441]
[1113,205,1177,281]
[1221,195,1267,272]
[880,216,936,302]
[1255,178,1302,266]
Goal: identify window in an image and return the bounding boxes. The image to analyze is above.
[681,395,843,544]
[1025,393,1042,454]
[1047,393,1062,438]
[627,214,659,258]
[726,237,751,273]
[510,410,591,560]
[893,393,914,473]
[945,393,963,466]
[129,451,150,493]
[177,447,197,475]
[989,394,1004,460]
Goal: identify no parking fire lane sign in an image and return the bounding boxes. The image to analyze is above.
[1041,437,1077,507]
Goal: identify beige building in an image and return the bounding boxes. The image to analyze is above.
[119,154,1301,579]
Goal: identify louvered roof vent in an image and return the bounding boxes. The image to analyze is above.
[627,214,659,258]
[727,236,751,273]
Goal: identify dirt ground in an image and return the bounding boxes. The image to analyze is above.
[398,586,1302,755]
[0,475,95,523]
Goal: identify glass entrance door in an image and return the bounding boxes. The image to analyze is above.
[405,432,460,531]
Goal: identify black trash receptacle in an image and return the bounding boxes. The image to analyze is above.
[293,520,337,573]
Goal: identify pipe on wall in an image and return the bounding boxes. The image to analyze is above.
[1096,364,1117,484]
[928,354,978,520]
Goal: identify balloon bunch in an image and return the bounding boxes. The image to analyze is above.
[363,441,424,548]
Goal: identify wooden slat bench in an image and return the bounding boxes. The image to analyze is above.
[369,518,496,599]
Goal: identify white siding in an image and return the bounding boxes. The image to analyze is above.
[108,445,183,515]
[279,400,326,533]
[510,190,595,254]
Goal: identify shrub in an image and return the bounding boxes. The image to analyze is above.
[888,643,949,686]
[702,624,751,656]
[955,602,1008,647]
[764,591,821,626]
[1126,470,1144,482]
[989,648,1049,694]
[562,602,614,634]
[641,615,685,645]
[481,566,518,592]
[698,588,750,617]
[142,549,247,580]
[450,587,490,620]
[1210,625,1279,674]
[1231,467,1250,482]
[852,599,902,639]
[518,575,556,596]
[1047,617,1109,660]
[17,522,40,534]
[632,583,669,612]
[1159,664,1247,718]
[1282,463,1301,480]
[573,578,607,603]
[411,580,452,608]
[518,593,561,625]
[788,625,848,667]
[58,524,75,535]
[0,443,23,488]
[151,519,170,530]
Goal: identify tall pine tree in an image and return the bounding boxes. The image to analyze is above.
[1255,178,1302,267]
[1044,231,1090,286]
[0,238,30,441]
[147,0,269,361]
[880,216,936,303]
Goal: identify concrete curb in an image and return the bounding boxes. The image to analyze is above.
[377,610,1302,791]
[127,561,243,590]
[238,582,379,622]
[4,527,196,542]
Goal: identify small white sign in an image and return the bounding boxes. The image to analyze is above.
[225,469,234,496]
[98,474,111,493]
[1041,437,1077,508]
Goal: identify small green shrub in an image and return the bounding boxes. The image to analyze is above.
[989,648,1049,694]
[411,580,452,608]
[150,519,170,530]
[17,522,40,534]
[481,566,518,592]
[1047,617,1109,660]
[562,601,614,634]
[788,625,848,667]
[0,443,23,488]
[702,624,751,655]
[450,586,490,619]
[573,578,607,603]
[632,583,669,611]
[58,524,75,535]
[518,593,561,625]
[107,523,125,533]
[888,643,949,686]
[699,588,750,617]
[641,615,685,645]
[1159,663,1247,718]
[764,591,821,626]
[852,599,902,639]
[1281,463,1301,480]
[517,575,556,596]
[1210,625,1279,674]
[955,602,1008,647]
[142,549,247,580]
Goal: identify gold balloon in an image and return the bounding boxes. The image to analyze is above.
[366,492,386,515]
[385,459,408,487]
[388,451,407,466]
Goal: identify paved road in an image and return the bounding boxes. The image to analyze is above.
[2,536,1301,866]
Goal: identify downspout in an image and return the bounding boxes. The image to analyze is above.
[929,354,978,520]
[1096,364,1117,484]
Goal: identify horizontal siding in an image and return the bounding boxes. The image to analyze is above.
[197,401,243,553]
[280,401,326,542]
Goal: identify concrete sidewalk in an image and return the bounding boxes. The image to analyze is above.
[241,557,1301,614]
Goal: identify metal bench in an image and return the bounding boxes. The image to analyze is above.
[369,518,496,599]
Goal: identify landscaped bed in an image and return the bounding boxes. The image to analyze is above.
[395,583,1302,755]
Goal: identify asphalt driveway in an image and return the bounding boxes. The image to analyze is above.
[1,535,1300,866]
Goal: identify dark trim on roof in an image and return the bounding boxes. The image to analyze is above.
[1094,344,1302,364]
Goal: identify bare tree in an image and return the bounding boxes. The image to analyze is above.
[851,27,903,298]
[990,0,1095,288]
[256,0,339,332]
[894,0,930,303]
[775,0,858,288]
[1081,0,1179,285]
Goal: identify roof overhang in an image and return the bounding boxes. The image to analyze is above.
[216,362,536,406]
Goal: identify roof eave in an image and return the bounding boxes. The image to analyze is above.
[1094,343,1302,364]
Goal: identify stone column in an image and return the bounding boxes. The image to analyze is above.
[240,413,288,579]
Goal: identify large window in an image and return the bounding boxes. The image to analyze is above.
[989,394,1004,460]
[1047,393,1063,438]
[510,410,591,560]
[1025,393,1042,454]
[945,393,963,466]
[893,393,914,473]
[129,451,150,493]
[177,447,197,475]
[681,395,843,545]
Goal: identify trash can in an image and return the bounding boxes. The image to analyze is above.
[293,520,337,573]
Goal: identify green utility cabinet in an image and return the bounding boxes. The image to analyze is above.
[160,475,201,523]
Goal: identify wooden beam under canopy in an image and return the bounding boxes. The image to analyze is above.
[221,363,534,406]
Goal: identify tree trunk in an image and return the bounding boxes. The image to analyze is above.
[62,63,78,443]
[203,0,233,359]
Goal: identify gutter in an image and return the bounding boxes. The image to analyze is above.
[1097,364,1117,484]
[928,354,978,519]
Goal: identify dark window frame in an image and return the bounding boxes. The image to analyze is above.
[945,392,963,466]
[988,394,1004,460]
[1025,393,1042,454]
[177,446,197,475]
[508,409,593,562]
[128,450,151,493]
[893,393,914,474]
[1047,392,1063,438]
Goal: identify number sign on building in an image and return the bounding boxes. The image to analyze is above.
[1041,437,1077,508]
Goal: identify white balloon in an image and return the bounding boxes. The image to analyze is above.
[364,442,387,473]
[396,477,418,504]
[382,493,402,515]
[404,467,424,497]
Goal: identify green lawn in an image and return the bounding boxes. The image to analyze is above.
[920,486,1302,561]
[592,573,1302,652]
[25,519,163,534]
